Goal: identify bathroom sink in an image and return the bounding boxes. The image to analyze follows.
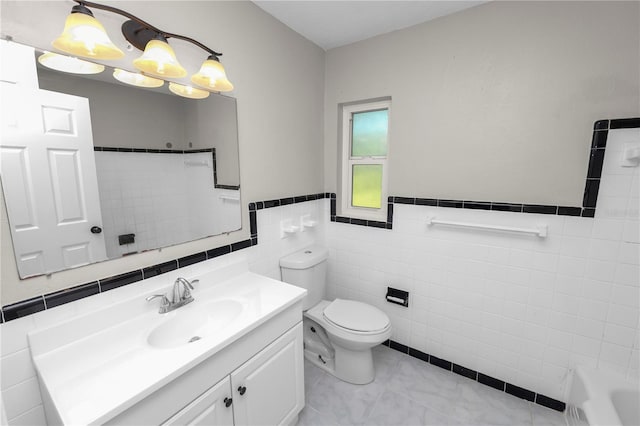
[147,299,243,349]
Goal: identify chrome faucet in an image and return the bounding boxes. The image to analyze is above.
[146,277,199,314]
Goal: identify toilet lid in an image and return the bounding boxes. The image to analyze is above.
[323,299,390,333]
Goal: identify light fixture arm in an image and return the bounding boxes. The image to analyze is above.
[73,0,222,57]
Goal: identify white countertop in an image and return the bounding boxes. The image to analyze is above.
[28,262,306,425]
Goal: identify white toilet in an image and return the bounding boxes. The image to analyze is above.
[280,245,391,384]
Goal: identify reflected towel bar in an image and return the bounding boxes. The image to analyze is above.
[184,160,210,167]
[426,217,548,238]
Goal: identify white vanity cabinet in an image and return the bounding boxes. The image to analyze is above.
[231,322,304,426]
[162,323,304,426]
[163,376,234,426]
[29,267,308,426]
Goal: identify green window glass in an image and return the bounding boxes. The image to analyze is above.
[351,109,388,157]
[352,164,383,209]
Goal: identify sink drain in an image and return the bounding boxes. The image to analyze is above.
[188,336,202,343]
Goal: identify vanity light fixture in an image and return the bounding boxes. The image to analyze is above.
[52,3,124,60]
[113,68,164,88]
[38,51,105,74]
[191,55,234,92]
[52,0,234,92]
[168,82,210,99]
[132,35,186,78]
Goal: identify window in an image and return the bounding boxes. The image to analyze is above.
[340,99,390,221]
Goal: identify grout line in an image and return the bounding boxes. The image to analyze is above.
[6,403,44,423]
[1,374,39,393]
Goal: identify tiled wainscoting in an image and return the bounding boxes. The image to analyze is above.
[325,127,639,403]
[246,197,329,279]
[95,149,240,258]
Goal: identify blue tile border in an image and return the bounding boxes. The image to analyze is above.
[383,339,566,412]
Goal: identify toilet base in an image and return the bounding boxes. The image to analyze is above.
[334,344,375,384]
[304,344,375,384]
[302,303,386,385]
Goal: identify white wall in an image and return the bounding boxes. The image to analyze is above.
[0,0,325,305]
[324,1,639,206]
[38,68,188,150]
[185,94,241,187]
[326,128,639,401]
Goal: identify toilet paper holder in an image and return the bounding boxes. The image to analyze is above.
[386,287,409,307]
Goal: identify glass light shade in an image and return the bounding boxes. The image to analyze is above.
[133,38,187,78]
[52,11,124,60]
[113,68,164,88]
[191,57,234,92]
[37,52,105,75]
[168,82,209,99]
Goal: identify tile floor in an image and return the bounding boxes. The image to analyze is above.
[296,345,570,426]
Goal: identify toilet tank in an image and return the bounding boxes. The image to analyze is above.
[279,246,328,310]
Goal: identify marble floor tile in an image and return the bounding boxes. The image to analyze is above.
[296,405,336,426]
[304,359,326,392]
[304,365,387,425]
[298,345,568,426]
[367,389,456,426]
[452,379,533,426]
[385,353,461,415]
[531,404,570,426]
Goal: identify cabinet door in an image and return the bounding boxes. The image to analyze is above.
[231,323,304,426]
[163,376,234,426]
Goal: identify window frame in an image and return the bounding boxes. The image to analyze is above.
[339,99,391,221]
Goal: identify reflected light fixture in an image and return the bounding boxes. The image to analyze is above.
[52,3,124,60]
[113,68,164,88]
[38,51,105,74]
[169,82,210,99]
[52,0,234,93]
[191,55,234,92]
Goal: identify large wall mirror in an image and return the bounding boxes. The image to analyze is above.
[0,40,241,279]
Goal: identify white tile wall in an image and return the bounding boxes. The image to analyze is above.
[326,128,640,401]
[0,315,44,424]
[95,151,240,258]
[247,199,328,279]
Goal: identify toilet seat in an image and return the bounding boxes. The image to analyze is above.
[323,299,390,334]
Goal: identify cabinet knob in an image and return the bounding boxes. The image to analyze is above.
[224,397,232,408]
[238,386,247,396]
